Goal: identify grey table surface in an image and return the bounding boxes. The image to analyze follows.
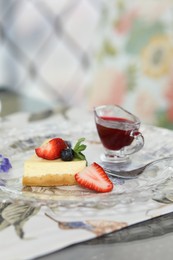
[2,89,173,260]
[34,211,173,260]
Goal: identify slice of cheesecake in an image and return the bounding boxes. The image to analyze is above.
[23,155,86,187]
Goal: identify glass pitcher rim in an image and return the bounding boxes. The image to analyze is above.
[94,104,141,125]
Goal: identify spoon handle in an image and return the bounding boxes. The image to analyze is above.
[104,156,173,179]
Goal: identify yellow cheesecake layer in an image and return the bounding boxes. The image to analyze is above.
[23,155,86,187]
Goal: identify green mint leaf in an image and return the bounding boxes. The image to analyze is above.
[76,144,87,152]
[73,138,87,162]
[73,137,85,152]
[73,151,86,160]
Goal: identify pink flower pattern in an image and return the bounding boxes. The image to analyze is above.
[89,1,173,128]
[164,74,173,122]
[115,9,138,35]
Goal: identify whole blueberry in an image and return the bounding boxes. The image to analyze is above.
[61,148,74,161]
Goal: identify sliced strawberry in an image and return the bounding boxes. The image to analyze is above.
[75,162,113,193]
[35,138,67,160]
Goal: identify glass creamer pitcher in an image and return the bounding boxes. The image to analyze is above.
[94,105,144,163]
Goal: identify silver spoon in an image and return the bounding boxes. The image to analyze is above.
[103,156,173,179]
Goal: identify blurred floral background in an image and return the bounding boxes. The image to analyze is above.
[89,0,173,129]
[1,0,173,129]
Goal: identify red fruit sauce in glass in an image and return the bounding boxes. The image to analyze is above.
[96,116,136,150]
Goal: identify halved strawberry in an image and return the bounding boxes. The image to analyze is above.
[75,162,113,193]
[35,138,67,160]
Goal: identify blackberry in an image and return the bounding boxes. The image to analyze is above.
[64,140,72,148]
[61,148,74,161]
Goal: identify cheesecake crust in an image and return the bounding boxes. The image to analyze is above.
[22,173,77,187]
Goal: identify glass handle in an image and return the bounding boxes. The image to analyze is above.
[125,131,144,155]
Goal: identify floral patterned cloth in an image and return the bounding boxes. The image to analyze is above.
[88,0,173,129]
